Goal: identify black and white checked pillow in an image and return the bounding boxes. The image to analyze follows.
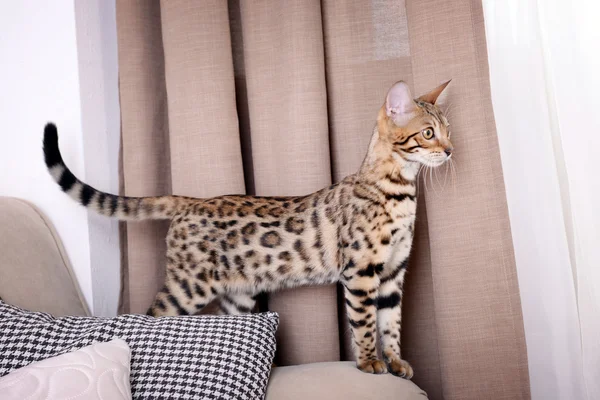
[0,300,278,399]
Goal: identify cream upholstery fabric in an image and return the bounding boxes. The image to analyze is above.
[0,339,131,400]
[0,197,89,317]
[266,362,427,400]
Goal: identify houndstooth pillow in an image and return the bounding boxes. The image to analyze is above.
[0,300,278,400]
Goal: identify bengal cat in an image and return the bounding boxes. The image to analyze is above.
[43,80,452,379]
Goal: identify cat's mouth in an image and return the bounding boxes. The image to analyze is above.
[421,155,449,167]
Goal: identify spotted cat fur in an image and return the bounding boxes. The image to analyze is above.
[43,80,453,378]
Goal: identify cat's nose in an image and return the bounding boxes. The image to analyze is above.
[444,148,453,156]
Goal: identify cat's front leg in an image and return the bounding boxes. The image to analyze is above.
[342,269,387,374]
[377,274,413,379]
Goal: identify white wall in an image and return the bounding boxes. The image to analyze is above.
[0,1,121,316]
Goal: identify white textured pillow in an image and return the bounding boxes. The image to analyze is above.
[0,338,131,400]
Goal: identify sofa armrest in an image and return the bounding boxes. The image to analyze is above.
[0,197,89,316]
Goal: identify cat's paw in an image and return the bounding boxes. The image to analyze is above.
[386,357,413,379]
[357,359,388,374]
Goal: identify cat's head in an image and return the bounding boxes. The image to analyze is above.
[378,80,452,167]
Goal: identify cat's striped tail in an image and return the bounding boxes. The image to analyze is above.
[43,123,188,221]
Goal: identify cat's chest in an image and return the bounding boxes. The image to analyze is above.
[380,196,416,235]
[381,200,416,264]
[385,216,415,257]
[385,195,417,221]
[378,217,415,278]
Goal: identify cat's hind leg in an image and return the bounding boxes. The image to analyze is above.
[146,263,217,316]
[216,293,257,315]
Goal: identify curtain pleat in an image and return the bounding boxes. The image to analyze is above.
[116,1,171,314]
[160,0,246,198]
[322,0,413,181]
[319,0,421,366]
[116,1,530,398]
[235,0,339,365]
[402,193,444,400]
[406,0,530,398]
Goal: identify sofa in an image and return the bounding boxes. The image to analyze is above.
[0,196,426,399]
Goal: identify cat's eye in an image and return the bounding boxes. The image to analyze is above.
[422,128,434,139]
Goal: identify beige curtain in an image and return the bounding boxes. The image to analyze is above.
[116,1,530,399]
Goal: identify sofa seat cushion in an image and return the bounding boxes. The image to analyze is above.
[266,361,428,399]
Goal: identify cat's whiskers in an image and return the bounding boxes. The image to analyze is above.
[433,162,444,193]
[429,163,440,197]
[417,164,429,193]
[443,102,455,121]
[423,164,432,195]
[442,160,450,190]
[390,164,399,183]
[449,157,458,196]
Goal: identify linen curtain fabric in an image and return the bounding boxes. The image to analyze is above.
[115,1,530,399]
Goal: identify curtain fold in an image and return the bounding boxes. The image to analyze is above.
[160,0,246,198]
[406,0,530,397]
[236,0,338,365]
[116,1,171,314]
[116,1,530,398]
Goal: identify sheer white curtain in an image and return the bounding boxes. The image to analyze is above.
[482,1,599,399]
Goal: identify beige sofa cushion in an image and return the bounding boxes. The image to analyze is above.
[266,361,427,399]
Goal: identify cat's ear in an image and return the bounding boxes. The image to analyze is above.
[386,81,418,126]
[417,79,451,105]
